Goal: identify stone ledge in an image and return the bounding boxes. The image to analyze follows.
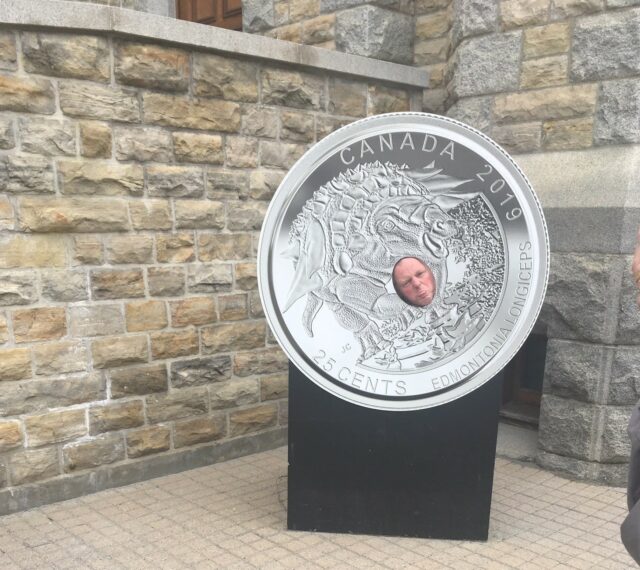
[0,427,287,516]
[0,0,428,89]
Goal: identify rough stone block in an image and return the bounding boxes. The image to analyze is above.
[129,201,172,231]
[59,81,140,122]
[226,136,259,168]
[260,373,288,401]
[156,233,195,263]
[446,96,492,133]
[187,264,233,294]
[126,426,171,458]
[0,75,55,114]
[609,347,640,405]
[414,37,448,66]
[33,341,88,376]
[170,356,232,388]
[91,335,148,368]
[110,363,168,399]
[0,374,105,417]
[146,165,204,199]
[211,379,260,410]
[193,53,258,102]
[41,270,88,302]
[571,9,640,81]
[147,267,185,297]
[69,304,124,338]
[538,395,596,460]
[368,85,411,114]
[72,235,103,265]
[235,263,257,291]
[416,10,449,41]
[174,200,225,229]
[523,22,570,59]
[106,235,153,264]
[0,348,31,382]
[280,112,315,143]
[0,155,54,195]
[543,339,608,403]
[599,406,634,462]
[279,400,288,425]
[227,201,269,232]
[59,160,144,198]
[521,55,567,90]
[540,253,621,343]
[19,118,76,157]
[22,32,109,82]
[242,0,275,32]
[0,313,7,344]
[26,409,86,447]
[91,269,145,300]
[0,271,37,307]
[218,294,248,321]
[63,433,125,472]
[270,23,302,43]
[594,79,640,144]
[501,0,548,28]
[206,170,248,201]
[173,132,223,164]
[450,0,498,46]
[114,126,173,163]
[336,5,413,64]
[616,266,640,344]
[198,233,252,262]
[9,448,59,485]
[234,348,288,377]
[242,107,278,139]
[173,415,226,448]
[244,170,284,202]
[249,291,265,318]
[0,420,22,452]
[150,329,198,360]
[229,403,278,436]
[494,85,597,123]
[115,41,189,91]
[89,401,145,435]
[19,197,130,233]
[146,387,208,423]
[492,122,541,154]
[551,0,605,19]
[170,297,216,328]
[542,118,593,150]
[453,32,521,97]
[0,117,14,151]
[302,14,335,44]
[328,78,366,117]
[142,93,241,132]
[0,235,67,269]
[13,307,66,343]
[262,69,325,110]
[260,140,306,169]
[0,32,16,71]
[125,300,168,332]
[80,121,111,159]
[202,321,265,354]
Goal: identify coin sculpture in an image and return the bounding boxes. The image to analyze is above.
[258,113,549,411]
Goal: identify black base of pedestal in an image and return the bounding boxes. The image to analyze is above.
[287,363,502,540]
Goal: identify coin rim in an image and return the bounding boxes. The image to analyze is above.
[258,112,550,411]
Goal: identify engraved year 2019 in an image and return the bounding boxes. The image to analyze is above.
[476,163,521,221]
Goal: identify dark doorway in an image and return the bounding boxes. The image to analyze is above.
[499,333,547,427]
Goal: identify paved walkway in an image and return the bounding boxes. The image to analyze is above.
[0,446,632,569]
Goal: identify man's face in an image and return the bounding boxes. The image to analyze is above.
[393,257,436,307]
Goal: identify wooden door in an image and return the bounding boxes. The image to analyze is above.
[177,0,242,30]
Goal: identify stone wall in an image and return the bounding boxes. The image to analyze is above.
[243,0,640,486]
[71,0,175,17]
[0,1,424,514]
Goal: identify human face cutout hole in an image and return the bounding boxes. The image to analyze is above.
[392,257,436,307]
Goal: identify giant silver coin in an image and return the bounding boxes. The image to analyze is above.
[258,113,549,411]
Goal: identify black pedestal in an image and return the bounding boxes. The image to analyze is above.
[287,363,502,540]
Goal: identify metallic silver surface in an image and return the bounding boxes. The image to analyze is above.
[258,113,549,411]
